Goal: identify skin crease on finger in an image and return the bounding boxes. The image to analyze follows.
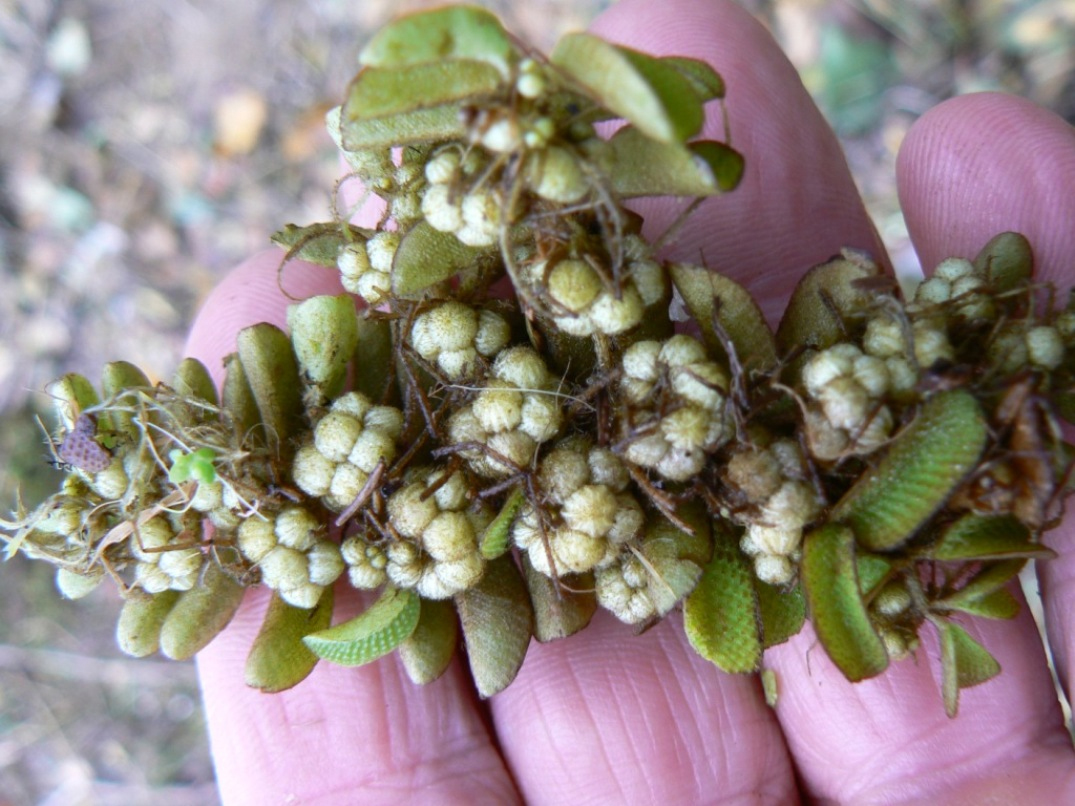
[182,1,1075,804]
[490,612,797,805]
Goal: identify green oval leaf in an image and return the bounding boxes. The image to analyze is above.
[100,360,150,397]
[480,488,525,559]
[606,127,742,197]
[360,6,516,76]
[551,33,703,144]
[856,553,894,599]
[801,524,889,682]
[46,372,100,428]
[271,222,373,268]
[399,597,459,685]
[236,323,304,460]
[833,390,988,552]
[639,504,711,617]
[530,311,601,382]
[939,587,1020,620]
[159,563,245,660]
[973,231,1032,294]
[659,56,725,101]
[173,357,219,407]
[653,501,712,566]
[347,61,503,121]
[221,352,260,442]
[56,568,103,600]
[303,587,420,667]
[522,557,597,642]
[168,447,217,485]
[689,141,745,192]
[1054,392,1075,427]
[352,316,395,403]
[116,590,180,657]
[246,587,335,692]
[756,580,806,649]
[669,262,776,372]
[288,294,361,404]
[100,361,151,440]
[341,104,467,151]
[938,619,1001,717]
[613,46,707,140]
[455,555,533,698]
[392,221,492,298]
[930,513,1054,561]
[684,520,762,673]
[937,559,1025,612]
[776,250,882,358]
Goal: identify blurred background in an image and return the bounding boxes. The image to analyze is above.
[0,0,1072,802]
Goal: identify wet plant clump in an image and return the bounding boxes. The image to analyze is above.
[4,6,1073,716]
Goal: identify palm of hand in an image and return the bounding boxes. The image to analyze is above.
[186,1,1075,802]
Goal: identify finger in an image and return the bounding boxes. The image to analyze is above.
[492,612,798,804]
[610,0,883,325]
[899,92,1075,690]
[763,94,1075,802]
[896,92,1075,287]
[493,0,888,798]
[768,608,1075,803]
[899,93,1075,705]
[899,89,1075,711]
[186,253,519,804]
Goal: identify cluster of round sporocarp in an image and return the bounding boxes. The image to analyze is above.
[4,7,1073,714]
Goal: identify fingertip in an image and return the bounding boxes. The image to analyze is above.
[897,92,1075,283]
[183,250,345,387]
[767,605,1070,803]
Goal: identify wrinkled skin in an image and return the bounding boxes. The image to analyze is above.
[186,1,1075,803]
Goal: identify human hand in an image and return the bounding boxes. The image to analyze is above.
[185,1,1075,802]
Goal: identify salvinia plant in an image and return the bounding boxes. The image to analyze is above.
[4,5,1072,718]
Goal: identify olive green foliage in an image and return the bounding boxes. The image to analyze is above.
[3,6,1070,716]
